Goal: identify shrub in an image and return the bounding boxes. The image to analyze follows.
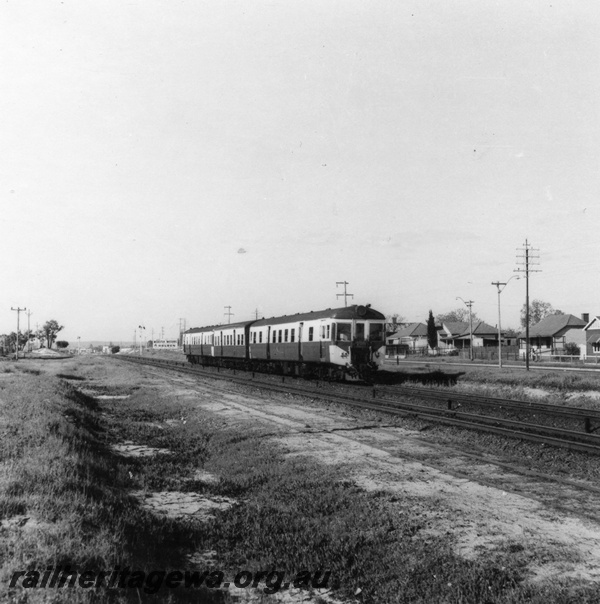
[564,342,580,356]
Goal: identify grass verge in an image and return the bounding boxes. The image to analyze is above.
[2,367,599,603]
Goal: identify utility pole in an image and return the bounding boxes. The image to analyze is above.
[491,276,519,369]
[456,297,474,361]
[254,308,261,320]
[26,309,33,352]
[336,281,354,307]
[224,306,234,324]
[11,307,26,361]
[178,318,185,346]
[138,325,146,355]
[515,240,541,371]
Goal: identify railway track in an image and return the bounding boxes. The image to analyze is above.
[113,355,600,456]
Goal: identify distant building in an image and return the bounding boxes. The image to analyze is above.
[581,315,600,360]
[386,323,429,354]
[439,321,502,348]
[152,339,179,350]
[518,314,587,357]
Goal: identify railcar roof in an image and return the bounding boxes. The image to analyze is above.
[184,319,255,334]
[184,305,385,333]
[252,305,385,327]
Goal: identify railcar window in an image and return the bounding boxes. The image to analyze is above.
[259,331,263,343]
[272,331,276,343]
[284,329,288,342]
[278,330,282,343]
[369,323,384,341]
[355,323,365,341]
[308,327,314,342]
[291,328,295,342]
[327,325,330,339]
[336,323,351,341]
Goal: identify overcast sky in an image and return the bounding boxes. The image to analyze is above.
[1,0,598,342]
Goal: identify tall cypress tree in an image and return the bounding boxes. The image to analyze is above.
[427,310,438,351]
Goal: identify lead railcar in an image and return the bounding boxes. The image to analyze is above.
[183,304,386,381]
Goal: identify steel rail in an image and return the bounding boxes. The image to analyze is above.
[381,384,600,421]
[112,356,600,455]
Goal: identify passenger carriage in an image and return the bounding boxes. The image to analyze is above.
[183,305,386,381]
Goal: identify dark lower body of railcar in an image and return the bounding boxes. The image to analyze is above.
[184,342,385,382]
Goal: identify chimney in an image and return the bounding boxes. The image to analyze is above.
[582,313,590,323]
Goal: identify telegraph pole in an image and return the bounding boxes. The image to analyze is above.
[224,306,234,324]
[491,276,520,369]
[515,240,540,371]
[11,306,26,361]
[26,309,33,352]
[178,318,185,345]
[138,325,146,355]
[336,281,354,307]
[456,297,474,361]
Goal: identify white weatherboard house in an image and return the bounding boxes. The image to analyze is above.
[518,314,587,357]
[582,315,600,360]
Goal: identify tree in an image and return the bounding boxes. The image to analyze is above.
[426,310,438,350]
[56,341,69,349]
[2,332,28,353]
[385,314,405,334]
[437,308,480,324]
[41,320,64,349]
[111,346,120,354]
[520,300,564,329]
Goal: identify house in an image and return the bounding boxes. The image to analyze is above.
[518,314,587,357]
[439,321,502,348]
[581,315,600,360]
[386,323,429,354]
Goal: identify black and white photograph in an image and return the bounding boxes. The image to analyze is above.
[1,1,600,602]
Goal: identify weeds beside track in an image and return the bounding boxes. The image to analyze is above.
[114,356,600,457]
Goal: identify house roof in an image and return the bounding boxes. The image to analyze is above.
[388,323,428,339]
[452,321,500,339]
[519,314,587,338]
[440,321,469,336]
[583,316,600,331]
[470,321,499,336]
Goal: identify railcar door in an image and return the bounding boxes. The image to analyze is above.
[298,322,304,361]
[266,326,271,360]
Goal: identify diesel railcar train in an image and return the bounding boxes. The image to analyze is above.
[182,304,386,381]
